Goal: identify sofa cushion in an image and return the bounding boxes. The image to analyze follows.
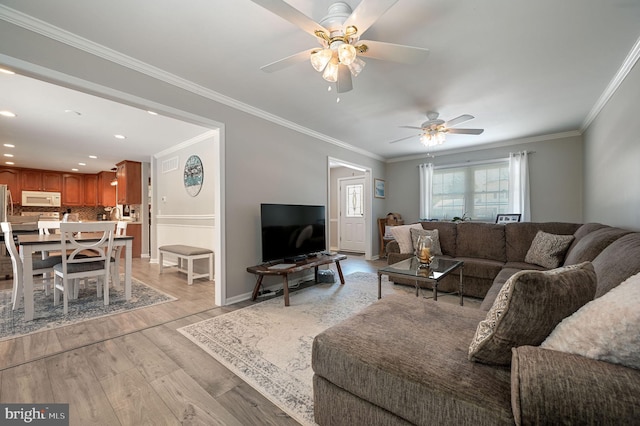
[505,222,581,263]
[591,232,640,298]
[410,228,443,256]
[389,224,423,254]
[456,222,506,262]
[312,295,513,425]
[524,231,574,269]
[563,227,630,265]
[468,262,596,365]
[541,271,640,369]
[421,221,457,256]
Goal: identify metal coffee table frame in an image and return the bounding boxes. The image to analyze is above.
[378,257,465,305]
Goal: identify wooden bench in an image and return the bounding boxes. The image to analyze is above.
[159,245,213,285]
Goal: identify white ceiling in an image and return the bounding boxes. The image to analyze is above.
[1,0,639,173]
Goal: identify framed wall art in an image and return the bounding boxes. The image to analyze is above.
[374,178,386,199]
[184,155,204,197]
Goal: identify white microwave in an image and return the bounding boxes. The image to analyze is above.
[21,190,62,207]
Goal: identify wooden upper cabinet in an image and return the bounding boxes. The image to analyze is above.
[62,174,83,206]
[0,168,21,201]
[97,171,117,207]
[83,174,98,206]
[116,160,142,205]
[21,169,62,191]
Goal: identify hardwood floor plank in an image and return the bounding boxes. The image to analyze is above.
[20,329,63,361]
[81,340,136,381]
[113,333,180,382]
[0,359,54,403]
[46,350,121,426]
[0,338,25,368]
[150,368,244,426]
[100,368,178,426]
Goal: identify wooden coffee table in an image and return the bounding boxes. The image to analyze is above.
[247,253,347,306]
[378,257,464,305]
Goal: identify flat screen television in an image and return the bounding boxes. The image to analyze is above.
[260,203,326,263]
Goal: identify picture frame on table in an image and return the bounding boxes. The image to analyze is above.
[496,213,521,224]
[374,179,386,199]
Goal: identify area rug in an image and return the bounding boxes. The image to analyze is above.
[177,272,412,425]
[0,277,177,341]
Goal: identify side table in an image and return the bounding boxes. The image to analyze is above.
[247,253,347,306]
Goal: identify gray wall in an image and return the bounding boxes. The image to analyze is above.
[385,135,584,224]
[583,62,640,230]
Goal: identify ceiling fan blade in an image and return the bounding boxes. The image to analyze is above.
[336,65,353,93]
[344,0,399,36]
[260,48,316,73]
[444,114,474,127]
[399,125,423,130]
[389,134,420,144]
[447,128,484,135]
[358,40,429,64]
[249,0,327,38]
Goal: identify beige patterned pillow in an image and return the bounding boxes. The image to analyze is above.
[389,224,423,253]
[525,231,575,269]
[409,228,443,256]
[468,262,596,365]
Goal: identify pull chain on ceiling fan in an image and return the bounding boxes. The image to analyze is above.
[251,0,430,93]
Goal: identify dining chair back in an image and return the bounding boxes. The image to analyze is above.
[38,220,61,235]
[53,221,115,314]
[110,221,128,288]
[1,222,61,310]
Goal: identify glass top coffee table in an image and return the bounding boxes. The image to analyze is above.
[378,257,465,305]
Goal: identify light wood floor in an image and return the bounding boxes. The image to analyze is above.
[0,254,386,425]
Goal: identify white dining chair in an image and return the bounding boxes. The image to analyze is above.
[1,222,61,310]
[110,221,128,288]
[38,220,61,235]
[53,221,115,315]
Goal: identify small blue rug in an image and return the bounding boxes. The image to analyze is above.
[0,277,176,341]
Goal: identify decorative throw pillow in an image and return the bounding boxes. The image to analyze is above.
[525,231,575,269]
[468,262,596,365]
[384,225,395,239]
[409,228,443,256]
[389,224,423,253]
[541,271,640,369]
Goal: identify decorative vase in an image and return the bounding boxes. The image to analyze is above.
[415,234,433,267]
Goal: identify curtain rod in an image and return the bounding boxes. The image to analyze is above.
[418,151,535,169]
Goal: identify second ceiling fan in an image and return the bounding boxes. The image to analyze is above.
[251,0,430,93]
[391,112,485,147]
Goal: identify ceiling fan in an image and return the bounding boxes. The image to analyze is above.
[390,112,485,147]
[251,0,429,93]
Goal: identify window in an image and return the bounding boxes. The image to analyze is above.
[345,183,364,217]
[431,162,509,221]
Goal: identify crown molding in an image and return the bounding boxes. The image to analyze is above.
[0,5,384,163]
[581,35,640,132]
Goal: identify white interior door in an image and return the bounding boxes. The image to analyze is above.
[339,177,366,253]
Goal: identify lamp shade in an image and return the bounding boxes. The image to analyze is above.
[310,49,333,72]
[323,59,339,82]
[338,43,357,65]
[347,56,366,77]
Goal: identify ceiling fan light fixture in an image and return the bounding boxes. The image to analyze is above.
[310,48,333,72]
[322,59,339,82]
[338,43,357,65]
[347,56,366,77]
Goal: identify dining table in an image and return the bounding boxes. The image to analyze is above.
[17,232,134,321]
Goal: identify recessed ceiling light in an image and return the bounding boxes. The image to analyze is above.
[89,155,97,159]
[0,111,16,118]
[5,161,14,165]
[4,153,14,157]
[78,162,86,166]
[3,143,15,148]
[0,68,15,75]
[64,109,82,116]
[147,110,158,115]
[71,168,79,172]
[114,134,126,139]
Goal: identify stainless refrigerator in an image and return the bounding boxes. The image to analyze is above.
[0,184,12,223]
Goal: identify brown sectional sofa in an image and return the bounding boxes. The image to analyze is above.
[312,222,640,425]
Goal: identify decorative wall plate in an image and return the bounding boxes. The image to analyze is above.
[184,155,204,196]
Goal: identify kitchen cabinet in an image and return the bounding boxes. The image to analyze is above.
[0,168,21,201]
[116,160,142,205]
[97,171,116,206]
[21,169,62,192]
[83,174,98,206]
[127,223,142,258]
[62,174,83,206]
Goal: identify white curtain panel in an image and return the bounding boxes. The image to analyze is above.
[418,163,434,220]
[508,151,531,221]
